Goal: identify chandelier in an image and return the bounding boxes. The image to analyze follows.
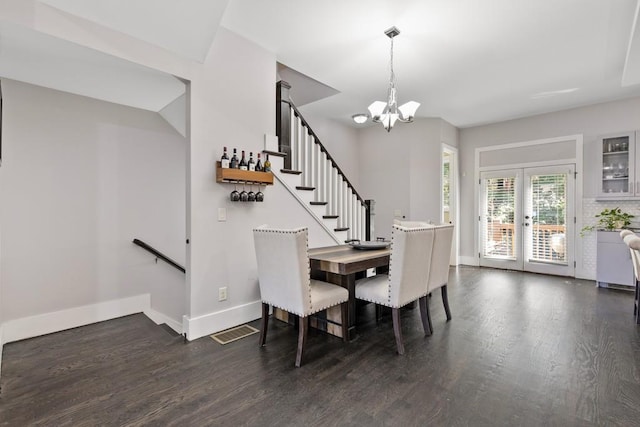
[367,26,420,132]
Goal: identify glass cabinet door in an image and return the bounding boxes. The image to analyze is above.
[599,132,635,198]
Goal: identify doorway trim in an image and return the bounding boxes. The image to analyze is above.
[473,134,584,276]
[442,143,459,265]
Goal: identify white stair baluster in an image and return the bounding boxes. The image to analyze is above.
[310,136,316,190]
[337,174,343,227]
[360,199,364,240]
[334,174,340,226]
[346,188,353,240]
[353,201,364,240]
[358,197,363,240]
[314,144,322,202]
[290,113,298,170]
[327,166,333,215]
[305,132,312,187]
[351,195,357,240]
[297,116,305,171]
[318,150,327,204]
[341,181,348,231]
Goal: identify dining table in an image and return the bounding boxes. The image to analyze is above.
[308,243,391,340]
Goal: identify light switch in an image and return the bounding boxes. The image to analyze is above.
[394,209,402,217]
[218,207,227,222]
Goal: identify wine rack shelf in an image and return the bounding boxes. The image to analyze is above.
[216,161,274,185]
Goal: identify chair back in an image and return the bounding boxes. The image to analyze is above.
[387,225,435,307]
[394,219,434,228]
[427,224,455,292]
[623,232,640,281]
[253,226,311,316]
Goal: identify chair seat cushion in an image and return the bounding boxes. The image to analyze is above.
[355,274,394,307]
[308,280,349,316]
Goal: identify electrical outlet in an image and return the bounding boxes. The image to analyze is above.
[218,286,227,301]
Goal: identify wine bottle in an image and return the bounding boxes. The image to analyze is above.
[255,153,263,172]
[248,152,255,171]
[264,154,271,172]
[221,146,230,169]
[230,148,239,169]
[239,150,248,171]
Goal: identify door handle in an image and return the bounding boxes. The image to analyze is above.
[525,215,530,220]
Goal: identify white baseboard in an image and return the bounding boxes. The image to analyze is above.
[144,308,183,335]
[183,300,262,341]
[2,294,151,344]
[575,268,595,281]
[459,255,479,266]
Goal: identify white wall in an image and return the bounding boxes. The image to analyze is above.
[0,5,373,342]
[0,80,186,325]
[183,28,338,339]
[160,93,186,137]
[0,79,3,372]
[358,118,458,239]
[459,96,640,277]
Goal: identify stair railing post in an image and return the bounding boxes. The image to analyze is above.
[276,80,292,170]
[365,200,374,241]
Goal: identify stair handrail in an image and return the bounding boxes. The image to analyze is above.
[276,80,367,206]
[132,238,185,273]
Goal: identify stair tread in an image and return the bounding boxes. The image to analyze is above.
[310,201,328,206]
[296,186,315,191]
[334,227,349,232]
[323,215,339,219]
[263,150,287,157]
[281,169,302,175]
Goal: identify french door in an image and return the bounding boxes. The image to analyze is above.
[479,165,575,276]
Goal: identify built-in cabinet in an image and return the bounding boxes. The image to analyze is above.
[596,230,634,288]
[597,131,637,199]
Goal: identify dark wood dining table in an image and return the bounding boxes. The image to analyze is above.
[308,244,390,340]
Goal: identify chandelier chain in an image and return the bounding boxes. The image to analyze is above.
[389,36,396,95]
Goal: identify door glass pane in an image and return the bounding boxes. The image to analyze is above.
[483,177,516,259]
[529,174,566,264]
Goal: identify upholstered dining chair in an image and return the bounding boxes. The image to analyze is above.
[253,225,349,367]
[393,219,434,228]
[622,230,640,324]
[424,224,455,335]
[355,224,435,355]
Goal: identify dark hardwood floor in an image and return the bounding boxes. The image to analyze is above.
[1,266,639,426]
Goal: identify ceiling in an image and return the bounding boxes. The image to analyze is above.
[2,0,640,127]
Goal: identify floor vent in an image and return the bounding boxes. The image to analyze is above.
[210,324,259,345]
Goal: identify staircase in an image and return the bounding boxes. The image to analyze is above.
[273,81,370,244]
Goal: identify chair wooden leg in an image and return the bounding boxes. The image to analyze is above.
[441,285,452,321]
[391,308,405,355]
[419,296,432,336]
[340,302,349,342]
[375,304,383,323]
[295,316,309,367]
[425,294,434,335]
[259,303,269,347]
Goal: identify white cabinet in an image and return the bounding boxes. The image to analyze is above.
[596,230,634,288]
[597,131,637,199]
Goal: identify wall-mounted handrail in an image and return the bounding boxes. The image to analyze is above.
[133,238,185,273]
